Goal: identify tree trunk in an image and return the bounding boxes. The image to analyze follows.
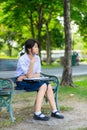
[29,11,35,38]
[7,43,12,56]
[37,7,43,58]
[61,0,74,87]
[46,22,51,65]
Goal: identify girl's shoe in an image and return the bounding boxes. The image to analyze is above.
[51,111,64,119]
[33,113,49,121]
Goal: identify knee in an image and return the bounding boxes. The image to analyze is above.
[47,84,53,92]
[39,83,47,92]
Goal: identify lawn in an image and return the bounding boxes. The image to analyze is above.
[59,78,87,101]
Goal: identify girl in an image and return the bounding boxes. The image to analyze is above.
[15,39,64,121]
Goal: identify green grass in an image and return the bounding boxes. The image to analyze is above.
[0,56,18,59]
[42,62,61,68]
[0,76,87,129]
[77,128,87,130]
[58,78,87,102]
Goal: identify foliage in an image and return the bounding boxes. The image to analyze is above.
[71,0,87,45]
[0,0,87,55]
[0,0,64,56]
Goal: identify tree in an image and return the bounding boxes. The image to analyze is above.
[61,0,73,87]
[70,0,87,48]
[0,0,63,61]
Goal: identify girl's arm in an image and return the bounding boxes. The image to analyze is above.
[26,57,40,78]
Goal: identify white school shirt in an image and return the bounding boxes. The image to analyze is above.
[15,53,41,77]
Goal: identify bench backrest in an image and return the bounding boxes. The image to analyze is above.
[0,59,18,71]
[0,78,14,93]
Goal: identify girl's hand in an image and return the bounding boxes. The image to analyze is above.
[30,57,37,64]
[17,75,26,81]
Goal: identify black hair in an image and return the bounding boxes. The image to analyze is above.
[25,39,39,54]
[20,52,24,56]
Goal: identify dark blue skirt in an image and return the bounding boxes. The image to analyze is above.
[15,80,49,91]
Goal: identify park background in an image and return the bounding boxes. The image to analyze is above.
[0,0,87,86]
[0,1,87,130]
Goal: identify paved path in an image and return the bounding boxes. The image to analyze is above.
[0,63,87,78]
[2,101,87,130]
[42,63,87,77]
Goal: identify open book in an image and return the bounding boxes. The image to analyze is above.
[24,77,49,81]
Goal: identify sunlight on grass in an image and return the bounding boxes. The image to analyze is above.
[0,56,17,59]
[60,105,73,111]
[59,78,87,102]
[73,75,87,81]
[77,128,87,130]
[0,119,13,129]
[42,61,61,68]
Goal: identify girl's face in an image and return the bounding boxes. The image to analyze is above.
[31,43,39,55]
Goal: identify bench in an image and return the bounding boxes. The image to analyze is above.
[0,59,60,122]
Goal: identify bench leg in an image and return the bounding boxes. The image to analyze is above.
[55,89,60,111]
[9,95,15,122]
[0,96,14,122]
[9,104,14,122]
[6,95,14,122]
[55,91,59,110]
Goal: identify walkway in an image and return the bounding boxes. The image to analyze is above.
[0,63,87,78]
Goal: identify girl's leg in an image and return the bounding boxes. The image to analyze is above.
[34,83,47,112]
[46,84,57,110]
[33,83,49,121]
[46,84,64,119]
